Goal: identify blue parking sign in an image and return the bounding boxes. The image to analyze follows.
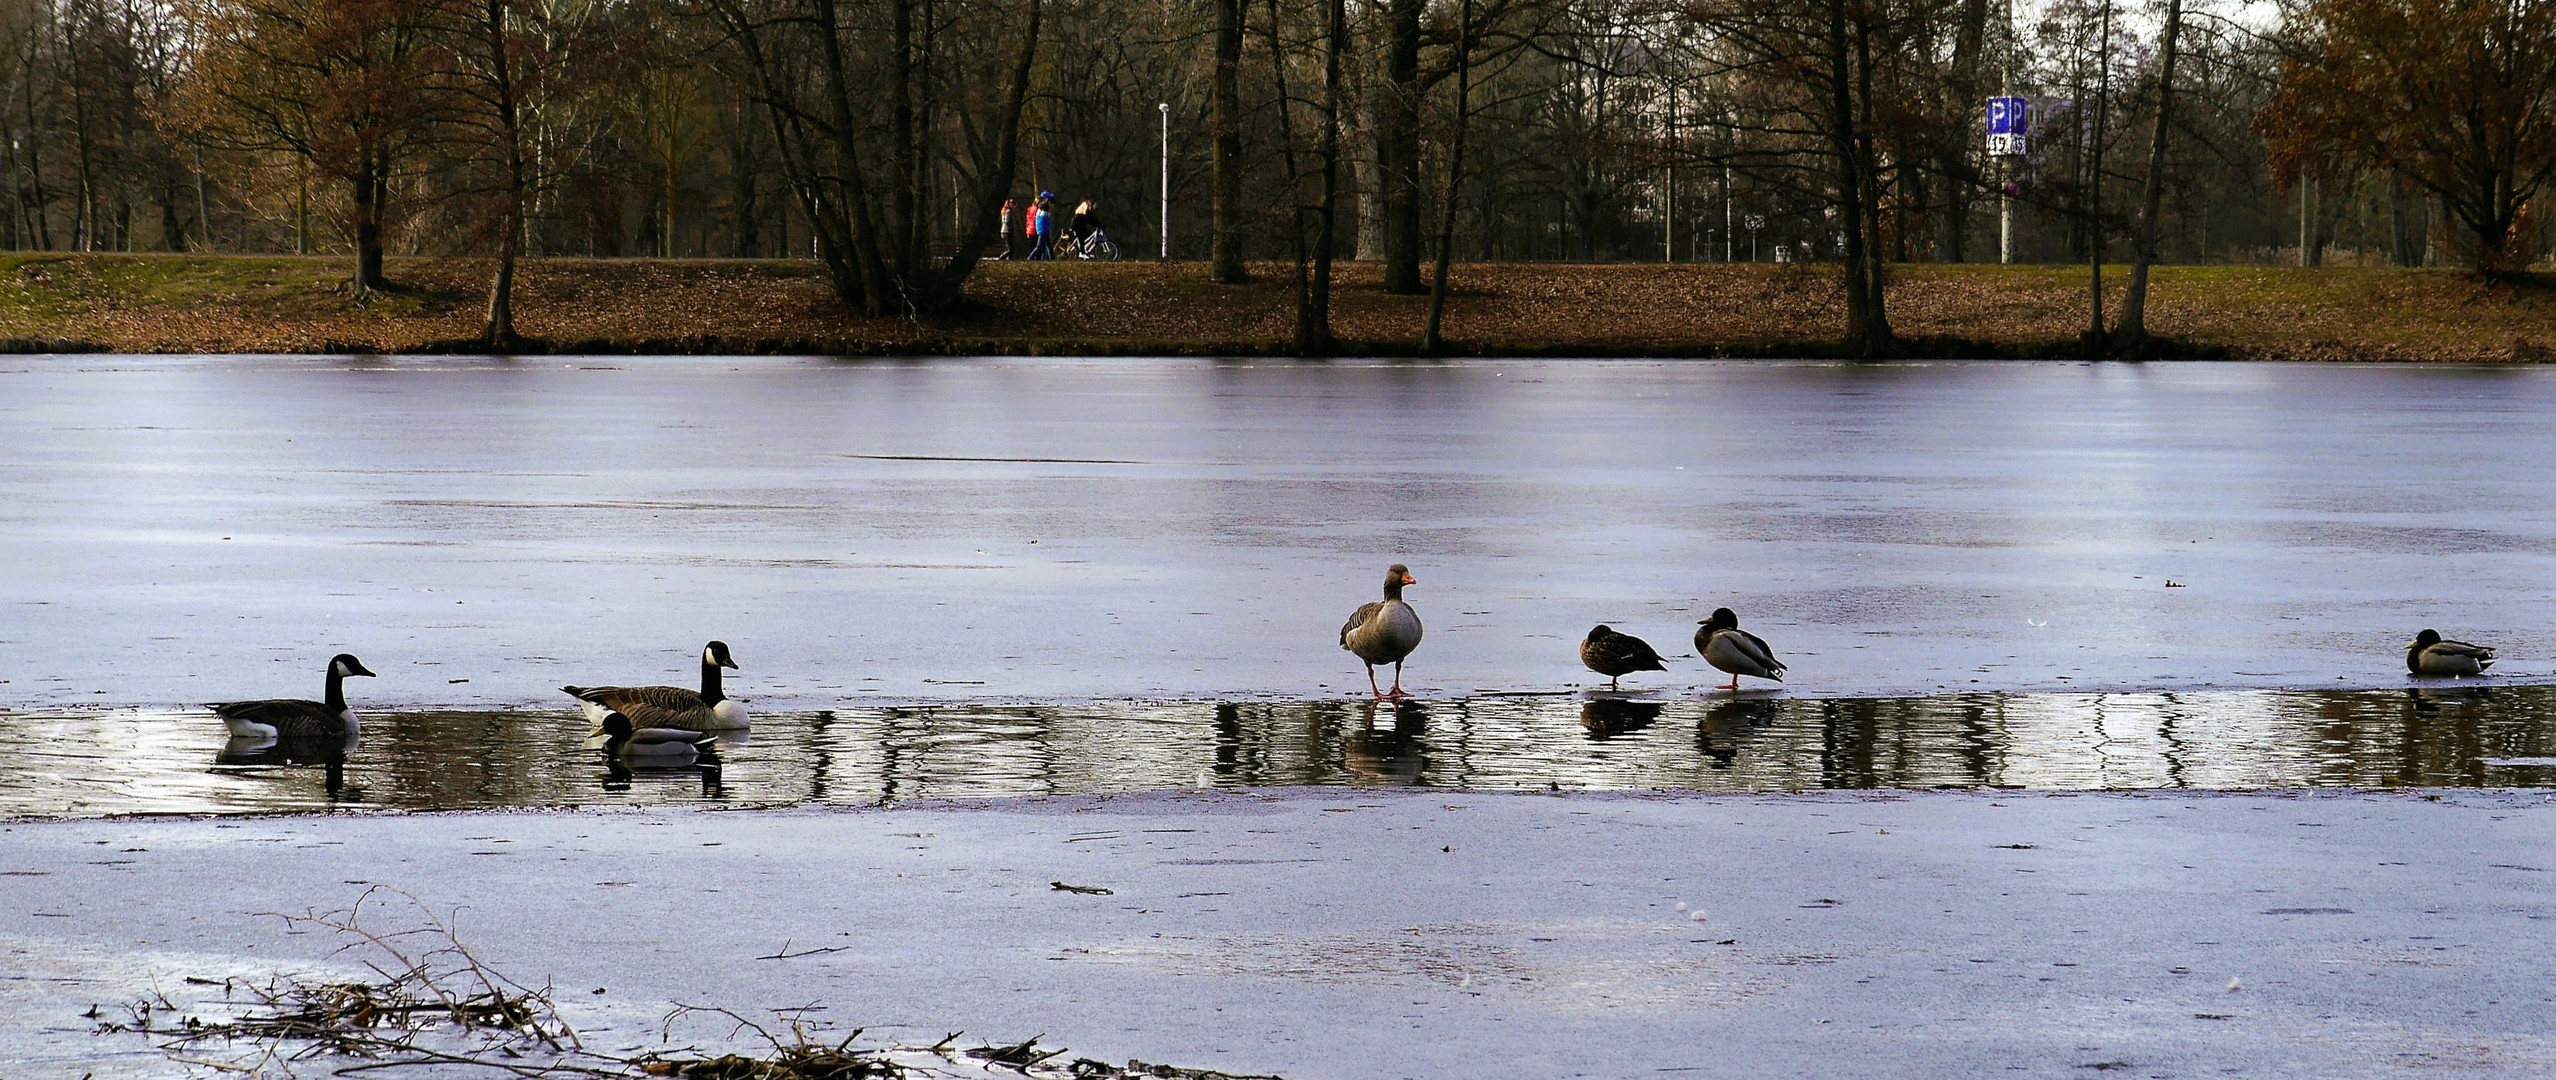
[1986,96,2028,156]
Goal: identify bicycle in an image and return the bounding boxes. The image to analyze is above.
[1060,229,1121,261]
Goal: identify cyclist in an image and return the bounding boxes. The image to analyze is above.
[1070,200,1105,249]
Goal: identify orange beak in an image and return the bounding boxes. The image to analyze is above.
[1402,574,1418,585]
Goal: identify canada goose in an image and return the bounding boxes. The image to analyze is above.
[1696,608,1785,691]
[2406,629,2495,676]
[1340,565,1423,699]
[597,711,716,758]
[1580,625,1668,690]
[211,654,375,739]
[562,641,747,730]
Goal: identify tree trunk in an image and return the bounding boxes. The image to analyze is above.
[2116,0,2181,351]
[1422,0,1473,354]
[481,0,525,348]
[1298,0,1345,355]
[1209,0,1245,283]
[1826,0,1889,355]
[2085,0,2112,349]
[1938,0,1989,262]
[351,147,390,293]
[1376,0,1424,293]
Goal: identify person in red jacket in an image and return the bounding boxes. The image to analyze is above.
[1027,192,1058,261]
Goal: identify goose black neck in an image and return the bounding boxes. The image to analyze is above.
[700,657,727,703]
[1383,579,1404,601]
[324,667,346,712]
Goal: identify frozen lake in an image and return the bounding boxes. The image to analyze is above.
[3,356,2554,709]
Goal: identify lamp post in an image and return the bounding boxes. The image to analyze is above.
[1159,102,1171,260]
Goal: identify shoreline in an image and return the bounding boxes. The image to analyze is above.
[4,254,2551,361]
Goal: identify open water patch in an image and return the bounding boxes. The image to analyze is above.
[3,684,2554,818]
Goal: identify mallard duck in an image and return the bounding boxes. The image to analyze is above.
[1696,608,1785,691]
[597,711,716,758]
[1580,625,1668,689]
[2406,629,2494,676]
[1340,565,1423,699]
[562,640,747,730]
[211,654,375,739]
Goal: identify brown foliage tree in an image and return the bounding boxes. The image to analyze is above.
[2262,0,2556,272]
[180,0,440,291]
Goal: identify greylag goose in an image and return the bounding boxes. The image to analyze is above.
[562,640,747,730]
[2406,629,2494,676]
[211,654,375,739]
[597,711,716,758]
[1580,625,1668,689]
[1341,565,1423,699]
[1696,608,1785,691]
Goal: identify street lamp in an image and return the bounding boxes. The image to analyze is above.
[1159,102,1171,260]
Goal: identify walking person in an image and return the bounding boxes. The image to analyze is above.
[997,198,1016,259]
[1028,192,1059,261]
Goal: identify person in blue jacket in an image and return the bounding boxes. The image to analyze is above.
[1028,192,1059,261]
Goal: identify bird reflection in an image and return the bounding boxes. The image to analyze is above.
[1344,700,1428,785]
[1699,698,1779,767]
[1580,699,1663,740]
[215,734,353,799]
[2408,686,2491,717]
[598,754,724,798]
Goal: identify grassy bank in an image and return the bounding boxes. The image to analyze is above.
[0,252,2547,359]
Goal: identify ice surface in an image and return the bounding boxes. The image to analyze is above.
[1,789,2551,1078]
[5,356,2554,707]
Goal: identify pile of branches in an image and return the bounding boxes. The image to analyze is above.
[98,887,601,1077]
[97,887,1279,1080]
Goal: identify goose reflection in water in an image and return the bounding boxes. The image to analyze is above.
[1579,699,1663,740]
[213,735,351,799]
[1344,699,1428,785]
[1698,698,1780,767]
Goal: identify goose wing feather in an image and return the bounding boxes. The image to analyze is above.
[210,699,344,737]
[564,684,708,725]
[1340,601,1383,647]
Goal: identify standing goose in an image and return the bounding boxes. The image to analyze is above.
[1341,565,1423,699]
[1697,608,1785,691]
[211,654,375,739]
[562,640,747,730]
[2406,629,2495,676]
[1580,625,1668,690]
[597,711,717,758]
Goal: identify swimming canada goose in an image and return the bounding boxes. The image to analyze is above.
[210,653,375,739]
[1580,625,1668,690]
[597,711,717,758]
[2406,629,2495,676]
[562,640,747,730]
[1696,608,1785,691]
[1340,565,1423,699]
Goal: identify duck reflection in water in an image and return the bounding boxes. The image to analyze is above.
[1579,699,1663,740]
[601,757,725,798]
[214,734,352,799]
[1698,698,1779,767]
[2408,685,2492,717]
[1344,699,1428,785]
